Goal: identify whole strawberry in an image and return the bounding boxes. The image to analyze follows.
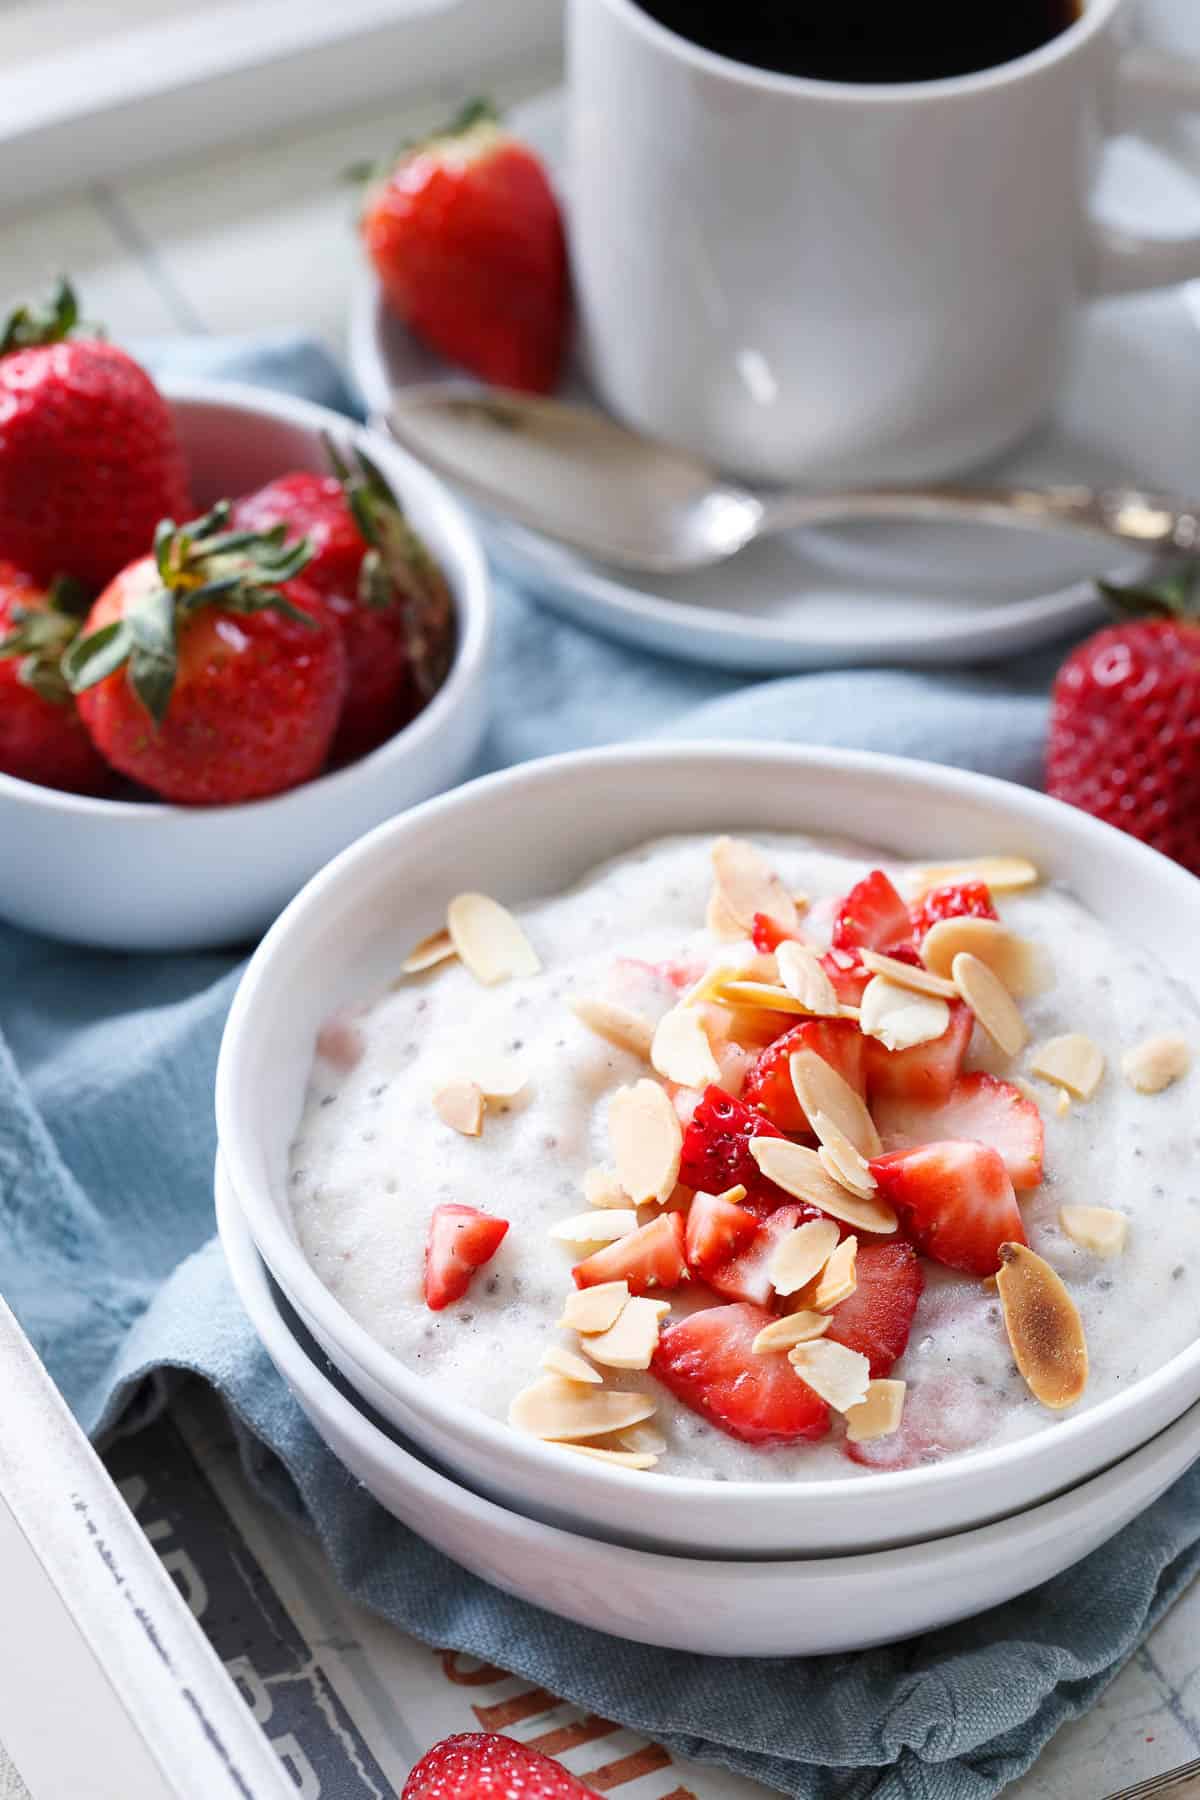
[1046,572,1200,875]
[361,100,570,393]
[0,563,111,794]
[403,1735,591,1800]
[64,505,347,805]
[0,279,190,591]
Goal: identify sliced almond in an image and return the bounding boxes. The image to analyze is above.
[775,940,841,1016]
[712,1183,747,1206]
[1055,1088,1071,1119]
[752,1311,832,1353]
[617,1422,668,1455]
[845,1379,907,1444]
[1122,1033,1190,1095]
[711,980,806,1015]
[550,1210,639,1246]
[558,1281,630,1334]
[447,892,540,985]
[583,1166,632,1210]
[952,952,1027,1057]
[860,976,951,1054]
[766,1217,841,1296]
[651,1004,721,1087]
[907,855,1039,898]
[463,1050,528,1102]
[749,1137,898,1235]
[922,918,1043,997]
[789,1049,882,1159]
[1060,1205,1128,1256]
[1030,1033,1103,1100]
[561,1445,658,1470]
[540,1345,603,1385]
[570,996,653,1060]
[509,1375,656,1441]
[711,836,797,933]
[581,1295,665,1370]
[858,949,958,998]
[804,1234,858,1312]
[433,1079,484,1136]
[788,1339,871,1413]
[995,1242,1088,1410]
[811,1111,876,1197]
[705,889,747,942]
[609,1080,683,1206]
[401,928,457,975]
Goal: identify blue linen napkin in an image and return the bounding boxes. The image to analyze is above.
[2,334,1197,1800]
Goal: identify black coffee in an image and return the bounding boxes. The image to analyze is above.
[632,1,1082,83]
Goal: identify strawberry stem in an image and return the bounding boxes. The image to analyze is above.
[1098,566,1200,622]
[0,277,79,354]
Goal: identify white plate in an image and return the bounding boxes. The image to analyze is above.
[349,88,1200,673]
[217,1158,1200,1658]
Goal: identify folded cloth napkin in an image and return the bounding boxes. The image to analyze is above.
[2,334,1197,1800]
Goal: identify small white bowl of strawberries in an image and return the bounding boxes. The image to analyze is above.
[0,281,490,952]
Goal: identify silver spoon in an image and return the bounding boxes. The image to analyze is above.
[384,382,1200,575]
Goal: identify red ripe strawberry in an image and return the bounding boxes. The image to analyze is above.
[869,1140,1026,1277]
[652,1301,830,1445]
[360,101,569,394]
[403,1735,590,1800]
[572,1212,687,1295]
[423,1204,508,1310]
[684,1187,758,1276]
[824,1241,923,1377]
[821,947,871,1005]
[0,279,189,592]
[701,1202,820,1306]
[742,1018,865,1134]
[65,504,347,805]
[678,1084,785,1195]
[874,1071,1044,1192]
[863,999,973,1106]
[751,912,801,953]
[0,565,111,794]
[909,878,998,943]
[832,869,913,955]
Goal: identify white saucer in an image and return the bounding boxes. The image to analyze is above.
[348,89,1200,673]
[217,1160,1200,1658]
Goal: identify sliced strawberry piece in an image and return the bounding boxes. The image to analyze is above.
[703,1202,822,1306]
[685,1188,759,1276]
[831,869,913,955]
[741,1018,866,1134]
[909,879,999,945]
[824,1241,923,1377]
[864,999,973,1106]
[572,1212,687,1295]
[651,1301,831,1445]
[678,1085,785,1194]
[869,1141,1026,1277]
[821,947,871,1005]
[423,1203,508,1310]
[874,1071,1044,1192]
[751,911,801,953]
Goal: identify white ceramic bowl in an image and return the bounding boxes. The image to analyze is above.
[217,1156,1200,1657]
[216,743,1200,1558]
[0,378,491,952]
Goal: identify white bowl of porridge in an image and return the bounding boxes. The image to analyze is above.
[215,744,1200,1557]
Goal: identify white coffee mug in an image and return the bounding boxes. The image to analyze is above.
[568,0,1200,483]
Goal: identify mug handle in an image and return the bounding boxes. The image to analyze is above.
[1086,46,1200,293]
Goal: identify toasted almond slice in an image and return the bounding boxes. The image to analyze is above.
[775,940,841,1016]
[749,1137,899,1235]
[1029,1033,1104,1100]
[617,1422,668,1455]
[550,1210,639,1246]
[907,855,1039,898]
[561,1445,659,1470]
[651,1004,721,1087]
[509,1375,656,1441]
[952,952,1027,1057]
[766,1217,841,1297]
[789,1049,882,1158]
[806,1234,858,1311]
[811,1111,876,1196]
[582,1295,665,1370]
[788,1339,871,1413]
[558,1281,630,1334]
[752,1311,832,1353]
[711,980,806,1014]
[705,889,747,942]
[540,1345,604,1385]
[1055,1088,1071,1119]
[433,1079,484,1136]
[996,1242,1088,1410]
[711,836,798,933]
[1060,1205,1128,1256]
[447,892,540,985]
[1122,1032,1191,1095]
[570,996,654,1060]
[401,928,457,975]
[609,1079,683,1206]
[462,1051,528,1101]
[859,976,951,1054]
[845,1378,907,1444]
[583,1166,632,1210]
[922,917,1043,996]
[859,949,958,999]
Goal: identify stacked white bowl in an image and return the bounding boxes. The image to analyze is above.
[215,745,1200,1656]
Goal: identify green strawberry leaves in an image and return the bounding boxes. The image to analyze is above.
[0,277,80,354]
[1099,565,1200,623]
[0,576,90,706]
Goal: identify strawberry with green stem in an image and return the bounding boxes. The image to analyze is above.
[0,564,111,793]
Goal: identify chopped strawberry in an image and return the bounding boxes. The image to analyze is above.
[684,1188,759,1276]
[874,1072,1044,1192]
[572,1212,687,1295]
[615,955,705,992]
[678,1085,785,1195]
[703,1202,821,1306]
[741,1018,866,1134]
[651,1302,831,1445]
[864,999,973,1106]
[821,947,871,1005]
[909,879,999,944]
[423,1204,508,1310]
[751,912,800,953]
[869,1141,1026,1277]
[824,1241,923,1377]
[831,870,913,956]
